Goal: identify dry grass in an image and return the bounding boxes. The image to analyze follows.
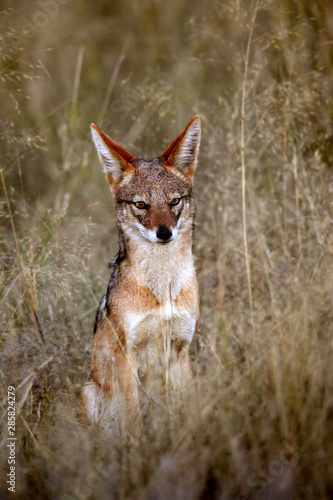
[1,1,333,498]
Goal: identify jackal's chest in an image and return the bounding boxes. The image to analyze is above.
[124,302,196,349]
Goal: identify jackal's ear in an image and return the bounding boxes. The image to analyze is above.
[161,116,201,181]
[90,124,137,193]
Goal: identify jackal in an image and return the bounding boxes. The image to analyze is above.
[82,116,201,426]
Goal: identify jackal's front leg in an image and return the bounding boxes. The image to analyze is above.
[81,350,119,426]
[81,320,122,426]
[169,344,192,391]
[117,351,141,421]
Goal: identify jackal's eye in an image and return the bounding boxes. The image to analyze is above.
[134,201,147,209]
[170,198,180,206]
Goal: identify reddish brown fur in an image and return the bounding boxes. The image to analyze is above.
[161,115,199,163]
[146,204,175,231]
[91,123,137,164]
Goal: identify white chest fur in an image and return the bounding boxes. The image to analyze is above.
[132,237,196,303]
[124,304,196,347]
[124,238,197,350]
[124,306,196,382]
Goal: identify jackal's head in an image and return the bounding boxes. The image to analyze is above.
[90,116,200,245]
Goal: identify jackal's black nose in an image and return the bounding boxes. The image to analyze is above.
[156,225,172,241]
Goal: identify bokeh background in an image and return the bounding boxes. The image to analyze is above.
[1,1,333,498]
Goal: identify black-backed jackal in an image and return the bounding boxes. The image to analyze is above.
[82,116,201,426]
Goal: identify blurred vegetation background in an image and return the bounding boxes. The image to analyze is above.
[0,0,333,498]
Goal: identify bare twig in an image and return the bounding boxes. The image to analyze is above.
[70,45,85,130]
[98,36,130,124]
[16,356,55,392]
[0,356,54,413]
[292,150,303,265]
[240,0,259,338]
